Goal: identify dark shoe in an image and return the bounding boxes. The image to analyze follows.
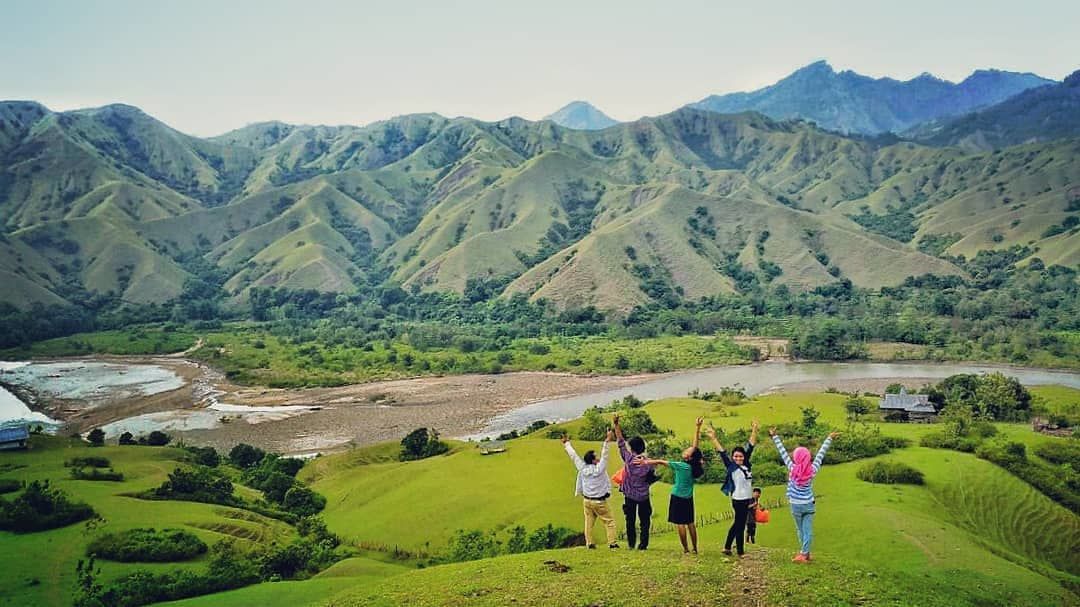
[587,544,596,550]
[722,549,733,556]
[637,546,648,551]
[609,543,619,549]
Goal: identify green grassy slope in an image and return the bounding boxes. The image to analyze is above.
[268,390,1075,607]
[2,102,1078,311]
[0,438,297,607]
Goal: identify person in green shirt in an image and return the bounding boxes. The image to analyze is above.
[635,417,706,553]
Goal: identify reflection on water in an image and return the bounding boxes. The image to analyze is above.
[466,362,1080,440]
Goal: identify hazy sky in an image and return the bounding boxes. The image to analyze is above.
[3,0,1077,136]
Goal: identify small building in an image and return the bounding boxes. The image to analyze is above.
[0,424,30,450]
[879,388,936,422]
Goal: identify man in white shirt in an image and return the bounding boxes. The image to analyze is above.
[561,430,618,549]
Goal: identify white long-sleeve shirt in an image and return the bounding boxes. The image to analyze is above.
[564,440,611,498]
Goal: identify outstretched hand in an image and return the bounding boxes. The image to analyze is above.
[751,419,760,431]
[612,413,620,425]
[768,427,777,437]
[704,425,717,440]
[559,435,569,444]
[605,430,614,442]
[828,431,841,440]
[695,416,704,427]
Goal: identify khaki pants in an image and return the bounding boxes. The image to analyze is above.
[583,498,617,545]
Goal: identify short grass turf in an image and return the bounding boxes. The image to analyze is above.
[0,437,296,607]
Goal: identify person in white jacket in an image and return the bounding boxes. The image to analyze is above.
[562,430,618,549]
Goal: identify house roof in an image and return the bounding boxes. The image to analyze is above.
[879,389,935,413]
[0,425,29,443]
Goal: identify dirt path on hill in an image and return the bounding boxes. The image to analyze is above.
[729,548,771,607]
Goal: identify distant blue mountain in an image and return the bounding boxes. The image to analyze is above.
[544,101,618,130]
[907,69,1080,150]
[689,60,1055,134]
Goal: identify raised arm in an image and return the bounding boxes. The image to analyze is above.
[560,436,585,471]
[597,430,613,470]
[613,414,632,460]
[769,428,793,468]
[634,458,669,467]
[749,420,760,447]
[813,432,838,472]
[704,424,732,466]
[692,417,704,450]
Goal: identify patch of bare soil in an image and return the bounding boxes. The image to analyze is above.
[729,548,770,607]
[177,370,651,454]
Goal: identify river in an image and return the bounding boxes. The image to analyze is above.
[470,361,1080,439]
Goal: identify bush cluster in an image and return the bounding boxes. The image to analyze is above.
[442,523,579,564]
[0,478,23,494]
[0,480,97,533]
[242,454,324,517]
[71,468,124,482]
[151,466,237,506]
[399,428,450,461]
[66,457,111,468]
[857,461,925,485]
[88,528,208,562]
[76,524,344,607]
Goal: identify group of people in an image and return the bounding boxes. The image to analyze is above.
[561,415,838,562]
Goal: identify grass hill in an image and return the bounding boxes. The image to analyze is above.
[2,388,1078,606]
[1,100,1078,312]
[690,61,1054,135]
[102,387,1079,607]
[909,69,1080,152]
[543,101,620,130]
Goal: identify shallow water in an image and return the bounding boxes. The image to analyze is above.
[0,362,60,429]
[1,361,184,405]
[467,361,1080,439]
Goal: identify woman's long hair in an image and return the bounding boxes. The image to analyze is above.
[688,447,705,479]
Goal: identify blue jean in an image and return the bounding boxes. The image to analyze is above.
[790,502,815,554]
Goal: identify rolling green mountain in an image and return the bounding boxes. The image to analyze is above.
[543,101,619,130]
[690,61,1054,135]
[908,69,1080,151]
[0,101,1077,313]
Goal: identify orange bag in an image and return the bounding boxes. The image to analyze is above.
[611,467,626,485]
[754,508,770,524]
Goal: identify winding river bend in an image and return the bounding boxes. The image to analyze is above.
[470,361,1080,439]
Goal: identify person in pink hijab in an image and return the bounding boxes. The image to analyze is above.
[769,427,839,562]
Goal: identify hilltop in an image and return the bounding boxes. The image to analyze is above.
[909,69,1080,151]
[689,60,1054,134]
[543,101,620,130]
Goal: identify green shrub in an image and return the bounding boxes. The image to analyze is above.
[183,446,220,467]
[399,428,450,461]
[87,528,208,562]
[151,467,236,506]
[0,479,22,494]
[228,443,266,469]
[282,485,326,517]
[71,468,124,481]
[66,456,111,468]
[0,480,97,533]
[749,461,788,486]
[1033,441,1080,469]
[857,461,925,485]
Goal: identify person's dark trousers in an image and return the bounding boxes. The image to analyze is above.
[746,516,757,543]
[725,498,753,555]
[622,497,652,549]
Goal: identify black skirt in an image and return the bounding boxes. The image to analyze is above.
[668,494,695,525]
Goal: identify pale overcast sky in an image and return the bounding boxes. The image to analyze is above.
[2,0,1077,136]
